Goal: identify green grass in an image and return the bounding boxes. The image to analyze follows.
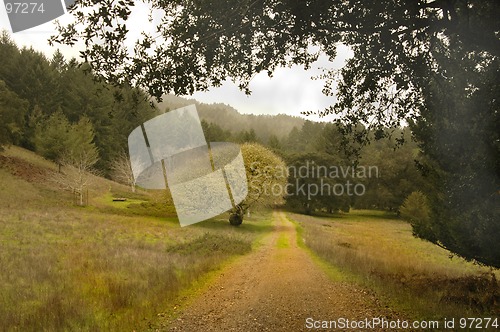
[94,192,149,208]
[287,210,500,320]
[287,214,346,282]
[0,146,273,331]
[276,232,289,249]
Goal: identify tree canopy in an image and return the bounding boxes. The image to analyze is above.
[231,142,287,225]
[52,1,498,126]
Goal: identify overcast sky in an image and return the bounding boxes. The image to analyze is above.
[0,4,352,121]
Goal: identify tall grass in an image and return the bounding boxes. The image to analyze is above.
[0,146,273,331]
[0,207,273,331]
[288,210,499,320]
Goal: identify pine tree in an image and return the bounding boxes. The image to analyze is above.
[0,80,28,148]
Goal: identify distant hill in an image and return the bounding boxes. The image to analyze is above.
[155,94,305,141]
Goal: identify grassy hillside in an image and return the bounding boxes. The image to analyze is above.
[0,146,272,331]
[288,211,500,320]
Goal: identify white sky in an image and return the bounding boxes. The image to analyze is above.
[0,3,352,122]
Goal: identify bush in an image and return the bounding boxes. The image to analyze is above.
[400,191,430,225]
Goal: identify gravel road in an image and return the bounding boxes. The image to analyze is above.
[165,211,403,331]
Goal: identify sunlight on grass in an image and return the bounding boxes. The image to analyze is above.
[0,207,273,330]
[93,192,149,209]
[276,233,289,249]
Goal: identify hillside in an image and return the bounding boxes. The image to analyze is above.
[0,145,146,208]
[155,94,305,141]
[0,146,271,331]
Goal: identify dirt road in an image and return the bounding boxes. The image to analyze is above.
[165,211,401,331]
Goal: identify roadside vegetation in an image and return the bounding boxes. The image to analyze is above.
[287,211,499,320]
[0,146,272,331]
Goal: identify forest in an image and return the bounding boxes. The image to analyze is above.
[0,30,428,216]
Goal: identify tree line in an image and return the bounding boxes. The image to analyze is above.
[0,31,157,177]
[157,93,306,141]
[0,31,426,221]
[203,117,427,215]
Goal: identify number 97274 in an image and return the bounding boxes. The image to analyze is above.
[5,2,45,14]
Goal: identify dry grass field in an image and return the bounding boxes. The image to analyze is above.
[288,211,499,320]
[0,146,272,331]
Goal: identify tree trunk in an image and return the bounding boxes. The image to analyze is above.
[229,205,244,226]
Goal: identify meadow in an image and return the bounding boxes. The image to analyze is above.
[288,211,500,320]
[1,145,498,330]
[0,146,272,331]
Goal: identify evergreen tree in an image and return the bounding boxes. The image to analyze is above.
[34,111,98,171]
[68,116,99,165]
[267,134,282,153]
[411,44,500,267]
[0,31,19,90]
[34,110,71,166]
[0,80,28,148]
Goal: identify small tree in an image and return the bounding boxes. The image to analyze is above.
[40,114,101,205]
[111,150,136,192]
[34,110,72,171]
[229,143,287,226]
[400,191,432,239]
[53,150,99,206]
